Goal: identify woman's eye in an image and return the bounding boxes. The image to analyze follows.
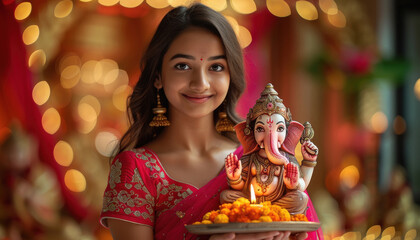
[255,126,264,132]
[277,126,285,132]
[209,64,224,72]
[175,63,190,70]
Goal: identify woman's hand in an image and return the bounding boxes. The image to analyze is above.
[225,153,241,181]
[210,231,291,240]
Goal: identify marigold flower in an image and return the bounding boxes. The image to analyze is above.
[291,214,308,221]
[192,221,201,225]
[201,220,212,224]
[214,214,229,224]
[259,216,273,222]
[209,210,220,222]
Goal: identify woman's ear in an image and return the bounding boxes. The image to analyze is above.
[154,76,162,89]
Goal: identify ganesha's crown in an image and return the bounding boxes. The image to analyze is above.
[244,83,292,135]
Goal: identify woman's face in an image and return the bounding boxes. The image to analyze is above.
[158,27,230,120]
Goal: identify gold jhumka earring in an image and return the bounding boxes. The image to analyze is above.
[149,88,170,127]
[216,102,235,133]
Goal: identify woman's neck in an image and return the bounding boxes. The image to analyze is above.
[154,112,221,153]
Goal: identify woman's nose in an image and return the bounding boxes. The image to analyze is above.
[189,68,210,91]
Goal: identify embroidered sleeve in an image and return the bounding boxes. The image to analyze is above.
[100,151,156,228]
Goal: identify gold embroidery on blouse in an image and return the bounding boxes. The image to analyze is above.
[109,159,122,189]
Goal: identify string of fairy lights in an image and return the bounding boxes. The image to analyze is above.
[9,0,420,239]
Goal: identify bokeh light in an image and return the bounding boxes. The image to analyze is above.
[113,85,132,111]
[393,115,406,135]
[296,0,318,20]
[14,2,32,20]
[54,140,74,166]
[78,102,98,122]
[32,81,50,105]
[54,0,73,18]
[58,54,81,73]
[98,0,119,7]
[120,0,144,8]
[224,16,239,35]
[371,111,388,134]
[96,59,119,85]
[319,0,338,15]
[60,65,81,89]
[382,226,395,239]
[42,108,61,134]
[230,0,257,14]
[95,131,119,157]
[266,0,291,17]
[328,10,347,28]
[414,78,420,100]
[64,169,87,192]
[79,95,101,116]
[78,118,97,134]
[146,0,169,9]
[405,229,417,240]
[200,0,227,11]
[168,0,194,7]
[339,165,360,189]
[22,25,40,45]
[238,25,252,48]
[366,225,382,239]
[81,60,99,84]
[28,49,47,70]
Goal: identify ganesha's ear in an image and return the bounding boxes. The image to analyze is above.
[281,121,304,155]
[234,122,259,155]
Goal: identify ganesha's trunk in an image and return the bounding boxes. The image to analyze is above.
[264,131,289,165]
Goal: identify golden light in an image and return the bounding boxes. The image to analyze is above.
[28,49,47,70]
[341,232,361,240]
[113,85,132,111]
[319,0,338,15]
[42,108,61,135]
[266,0,291,17]
[146,0,169,9]
[339,165,359,189]
[120,0,144,8]
[328,10,346,28]
[405,229,417,240]
[230,0,257,14]
[95,131,119,157]
[64,169,86,192]
[370,111,388,134]
[81,60,98,84]
[168,0,194,7]
[53,140,74,166]
[296,0,318,20]
[22,25,40,45]
[58,54,81,73]
[78,102,98,122]
[80,95,101,116]
[54,0,73,18]
[80,0,93,2]
[382,227,395,239]
[104,69,130,92]
[249,184,257,204]
[342,153,361,170]
[224,16,239,35]
[78,118,97,134]
[366,225,382,239]
[98,0,119,7]
[32,81,50,105]
[97,59,119,85]
[14,2,32,20]
[238,25,252,48]
[414,78,420,100]
[200,0,227,11]
[60,65,81,89]
[393,115,406,135]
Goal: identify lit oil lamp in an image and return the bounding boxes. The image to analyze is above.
[249,184,263,208]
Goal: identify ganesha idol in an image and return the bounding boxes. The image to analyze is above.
[220,83,319,215]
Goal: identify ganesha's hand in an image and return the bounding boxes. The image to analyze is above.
[283,163,299,189]
[301,140,318,161]
[225,153,242,181]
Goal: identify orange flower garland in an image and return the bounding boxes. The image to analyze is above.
[192,198,308,225]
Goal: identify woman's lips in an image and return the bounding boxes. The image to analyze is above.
[183,94,212,103]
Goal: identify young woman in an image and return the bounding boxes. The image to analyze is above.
[100,4,310,240]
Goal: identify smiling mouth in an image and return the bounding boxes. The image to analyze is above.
[183,94,212,103]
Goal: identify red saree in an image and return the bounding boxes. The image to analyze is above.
[100,146,323,240]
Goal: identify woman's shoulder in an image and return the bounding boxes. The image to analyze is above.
[111,147,162,172]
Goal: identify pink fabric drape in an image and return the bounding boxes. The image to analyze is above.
[0,2,91,220]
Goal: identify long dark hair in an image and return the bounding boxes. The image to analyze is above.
[117,3,245,154]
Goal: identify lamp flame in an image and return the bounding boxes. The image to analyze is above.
[250,184,256,204]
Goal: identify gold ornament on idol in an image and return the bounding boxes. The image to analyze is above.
[149,88,170,127]
[244,83,292,135]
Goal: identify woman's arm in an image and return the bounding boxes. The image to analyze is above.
[107,219,154,240]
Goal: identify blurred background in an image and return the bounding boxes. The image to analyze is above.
[1,0,419,239]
